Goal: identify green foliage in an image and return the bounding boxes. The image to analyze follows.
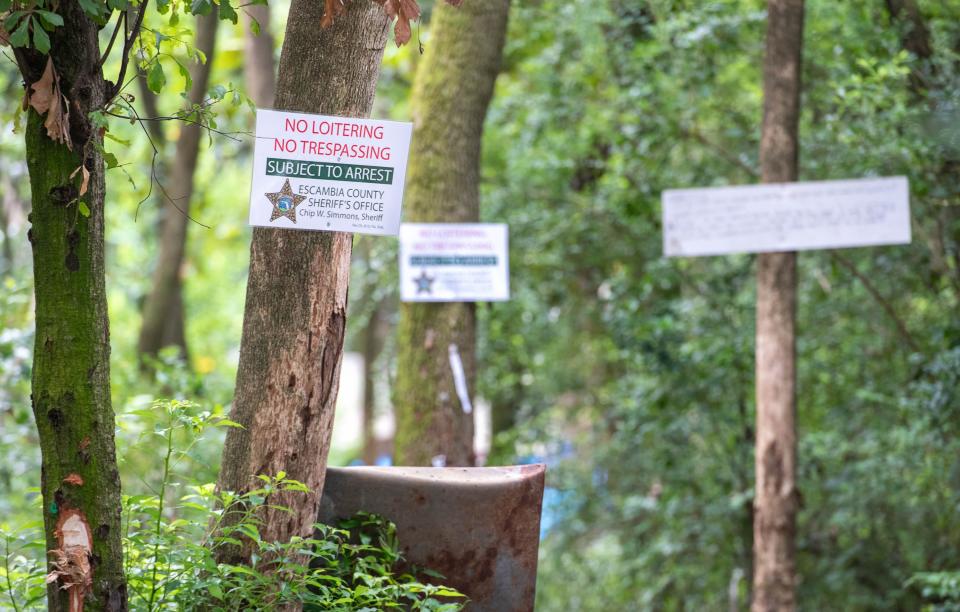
[2,400,465,611]
[910,572,960,612]
[2,0,959,609]
[468,0,960,609]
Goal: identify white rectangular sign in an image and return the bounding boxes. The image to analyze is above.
[248,108,413,235]
[399,223,510,302]
[662,176,911,257]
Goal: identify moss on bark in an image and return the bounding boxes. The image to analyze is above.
[393,0,511,466]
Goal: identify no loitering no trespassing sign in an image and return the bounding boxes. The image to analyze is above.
[248,109,413,236]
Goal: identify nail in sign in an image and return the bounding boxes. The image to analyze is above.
[249,109,413,236]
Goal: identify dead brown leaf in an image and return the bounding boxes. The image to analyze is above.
[69,165,90,198]
[375,0,421,46]
[28,59,56,114]
[28,58,72,150]
[321,0,461,46]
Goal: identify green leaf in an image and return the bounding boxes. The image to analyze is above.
[0,0,12,12]
[249,17,260,36]
[78,202,90,218]
[32,21,50,54]
[147,61,166,94]
[175,59,193,93]
[103,152,119,169]
[8,17,29,48]
[218,0,238,24]
[77,0,101,19]
[34,10,64,28]
[104,132,130,146]
[190,0,212,16]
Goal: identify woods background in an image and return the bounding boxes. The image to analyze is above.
[1,0,959,609]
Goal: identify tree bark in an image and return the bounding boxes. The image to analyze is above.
[752,1,803,611]
[215,0,389,564]
[21,0,126,608]
[137,13,220,362]
[243,3,276,108]
[393,0,511,467]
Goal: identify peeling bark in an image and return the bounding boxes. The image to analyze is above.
[48,509,94,612]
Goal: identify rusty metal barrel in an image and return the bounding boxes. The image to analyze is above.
[318,464,546,611]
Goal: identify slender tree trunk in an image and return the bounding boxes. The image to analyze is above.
[361,301,384,464]
[393,0,511,467]
[137,14,220,362]
[886,1,960,305]
[243,4,276,108]
[752,1,803,610]
[215,0,389,565]
[21,1,126,608]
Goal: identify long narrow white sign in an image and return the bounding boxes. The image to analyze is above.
[249,109,412,236]
[662,176,911,257]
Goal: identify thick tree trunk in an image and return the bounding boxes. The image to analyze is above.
[393,0,511,467]
[215,0,389,564]
[243,4,276,108]
[752,1,803,611]
[22,1,126,609]
[137,14,219,362]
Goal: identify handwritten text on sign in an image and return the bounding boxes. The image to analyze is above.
[249,109,412,236]
[400,224,510,302]
[662,176,911,257]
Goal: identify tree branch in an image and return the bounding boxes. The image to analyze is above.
[99,10,126,67]
[830,250,922,354]
[681,125,760,179]
[109,0,149,101]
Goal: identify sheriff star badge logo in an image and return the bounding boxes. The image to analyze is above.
[414,269,435,295]
[265,179,306,224]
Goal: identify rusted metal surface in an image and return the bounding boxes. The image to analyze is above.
[318,464,546,612]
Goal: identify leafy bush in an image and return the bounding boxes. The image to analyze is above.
[909,572,960,612]
[1,400,465,611]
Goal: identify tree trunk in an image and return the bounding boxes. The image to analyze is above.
[361,300,389,465]
[752,1,803,611]
[137,13,220,362]
[22,1,126,608]
[886,1,960,305]
[393,0,511,467]
[215,0,389,564]
[243,4,276,108]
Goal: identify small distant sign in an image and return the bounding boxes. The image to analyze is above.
[249,109,412,236]
[662,176,911,257]
[399,223,510,302]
